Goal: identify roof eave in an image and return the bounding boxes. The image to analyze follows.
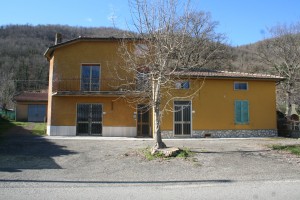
[44,37,140,61]
[178,74,285,82]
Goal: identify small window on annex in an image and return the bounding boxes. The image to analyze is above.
[175,81,190,89]
[234,82,248,90]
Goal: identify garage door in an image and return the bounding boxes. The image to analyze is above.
[28,105,46,122]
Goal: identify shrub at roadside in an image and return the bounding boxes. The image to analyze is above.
[272,144,300,156]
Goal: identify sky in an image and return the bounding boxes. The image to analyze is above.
[0,0,299,46]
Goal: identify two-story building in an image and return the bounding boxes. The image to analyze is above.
[44,36,284,138]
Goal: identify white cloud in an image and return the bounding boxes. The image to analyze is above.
[86,18,93,22]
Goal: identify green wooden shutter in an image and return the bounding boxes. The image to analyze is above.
[235,101,242,123]
[241,101,249,123]
[235,100,249,124]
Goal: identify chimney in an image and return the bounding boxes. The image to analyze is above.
[55,33,62,45]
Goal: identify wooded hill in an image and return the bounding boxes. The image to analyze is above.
[0,25,133,108]
[0,24,269,108]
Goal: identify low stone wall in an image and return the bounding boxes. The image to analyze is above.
[290,131,300,138]
[161,129,277,139]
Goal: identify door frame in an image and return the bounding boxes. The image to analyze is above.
[76,103,103,136]
[173,100,192,136]
[136,104,151,137]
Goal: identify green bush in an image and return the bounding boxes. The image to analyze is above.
[272,144,300,156]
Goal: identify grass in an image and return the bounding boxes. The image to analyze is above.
[176,147,194,158]
[142,147,165,161]
[0,118,25,135]
[272,144,300,156]
[142,147,194,161]
[30,123,46,136]
[0,117,46,136]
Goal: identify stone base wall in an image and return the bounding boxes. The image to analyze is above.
[161,129,277,139]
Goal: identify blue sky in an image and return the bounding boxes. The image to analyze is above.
[0,0,299,46]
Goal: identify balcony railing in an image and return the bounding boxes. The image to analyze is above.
[52,78,148,95]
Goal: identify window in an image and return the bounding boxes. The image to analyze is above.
[175,81,190,89]
[134,44,149,56]
[81,65,100,91]
[234,82,248,90]
[136,72,149,91]
[235,100,249,124]
[174,101,191,135]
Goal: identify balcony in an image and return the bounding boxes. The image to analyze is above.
[52,78,147,96]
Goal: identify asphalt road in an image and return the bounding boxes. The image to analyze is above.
[1,179,300,200]
[1,125,300,199]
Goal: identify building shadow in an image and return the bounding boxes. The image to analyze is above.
[0,124,76,172]
[191,149,271,154]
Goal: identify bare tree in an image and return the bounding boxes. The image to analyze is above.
[117,0,228,149]
[257,22,300,116]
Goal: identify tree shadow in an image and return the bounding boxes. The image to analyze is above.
[0,125,76,172]
[190,148,271,154]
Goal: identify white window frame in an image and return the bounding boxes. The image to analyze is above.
[80,64,101,91]
[234,82,248,90]
[175,81,190,89]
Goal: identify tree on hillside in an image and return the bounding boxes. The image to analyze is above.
[257,22,300,116]
[0,25,130,108]
[118,0,229,149]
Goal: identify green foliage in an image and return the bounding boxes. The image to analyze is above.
[0,118,15,135]
[272,144,300,155]
[0,119,25,136]
[176,148,194,158]
[142,147,165,161]
[0,119,46,136]
[31,123,46,136]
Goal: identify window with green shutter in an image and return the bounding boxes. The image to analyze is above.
[235,100,249,124]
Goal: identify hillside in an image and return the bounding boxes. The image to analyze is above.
[0,25,131,108]
[0,24,267,108]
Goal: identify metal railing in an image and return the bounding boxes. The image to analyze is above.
[52,78,144,93]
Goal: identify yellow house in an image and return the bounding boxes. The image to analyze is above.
[44,36,284,138]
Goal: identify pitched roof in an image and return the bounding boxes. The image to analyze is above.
[173,70,284,81]
[44,36,137,60]
[13,90,48,102]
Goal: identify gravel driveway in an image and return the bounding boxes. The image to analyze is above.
[1,125,300,185]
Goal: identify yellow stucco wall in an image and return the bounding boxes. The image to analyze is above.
[48,40,137,128]
[160,78,277,131]
[47,39,277,135]
[16,104,27,121]
[52,41,128,85]
[50,96,136,126]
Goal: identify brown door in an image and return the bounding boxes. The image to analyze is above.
[137,104,150,137]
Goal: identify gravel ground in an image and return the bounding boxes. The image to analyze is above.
[1,125,300,185]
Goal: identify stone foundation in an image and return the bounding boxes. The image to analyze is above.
[161,129,277,139]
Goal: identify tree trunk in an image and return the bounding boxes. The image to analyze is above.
[152,79,166,149]
[153,105,166,149]
[286,91,293,117]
